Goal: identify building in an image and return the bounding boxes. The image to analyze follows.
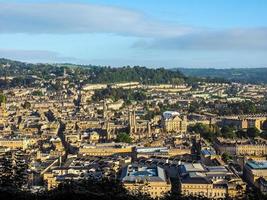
[0,138,31,150]
[83,84,107,91]
[179,163,246,199]
[221,116,267,130]
[79,143,133,156]
[161,111,187,133]
[244,160,267,191]
[258,177,267,194]
[200,148,219,166]
[128,109,151,139]
[0,102,7,129]
[135,146,191,158]
[43,155,131,190]
[214,137,267,156]
[87,131,100,143]
[120,165,171,198]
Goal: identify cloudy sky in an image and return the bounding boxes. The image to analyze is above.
[0,0,267,68]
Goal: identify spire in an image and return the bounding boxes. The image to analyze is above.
[103,99,107,119]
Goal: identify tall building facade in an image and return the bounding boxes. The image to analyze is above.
[162,111,187,133]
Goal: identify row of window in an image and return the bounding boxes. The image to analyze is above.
[183,190,226,197]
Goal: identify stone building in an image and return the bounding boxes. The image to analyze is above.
[161,111,187,133]
[120,165,171,198]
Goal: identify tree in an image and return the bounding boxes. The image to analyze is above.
[0,93,6,104]
[188,123,219,141]
[0,152,13,187]
[247,127,260,138]
[11,152,29,189]
[221,126,236,138]
[116,132,132,143]
[32,90,43,96]
[0,151,29,190]
[236,129,247,138]
[222,152,233,163]
[171,77,184,85]
[22,101,31,109]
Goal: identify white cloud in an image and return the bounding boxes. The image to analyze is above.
[133,28,267,51]
[0,2,191,37]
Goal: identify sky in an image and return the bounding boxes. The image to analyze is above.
[0,0,267,68]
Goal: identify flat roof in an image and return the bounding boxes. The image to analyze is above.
[121,165,167,183]
[207,166,228,172]
[201,149,216,156]
[131,168,157,177]
[181,172,212,184]
[246,161,267,170]
[182,163,206,172]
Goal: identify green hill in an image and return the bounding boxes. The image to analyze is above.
[179,68,267,84]
[0,58,185,85]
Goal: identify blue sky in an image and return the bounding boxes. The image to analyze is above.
[0,0,267,68]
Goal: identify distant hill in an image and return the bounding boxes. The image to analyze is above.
[0,58,185,85]
[3,58,265,86]
[178,68,267,84]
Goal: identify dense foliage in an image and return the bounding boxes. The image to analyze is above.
[0,178,212,200]
[0,178,264,200]
[0,58,185,88]
[115,132,132,143]
[216,101,258,116]
[32,90,43,96]
[0,152,28,189]
[189,123,265,140]
[92,87,147,103]
[179,68,267,84]
[188,100,266,116]
[188,123,220,141]
[0,93,6,104]
[87,66,185,84]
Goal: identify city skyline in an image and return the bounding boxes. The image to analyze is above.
[0,0,267,68]
[1,2,267,198]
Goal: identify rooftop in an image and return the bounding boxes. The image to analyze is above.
[121,165,168,183]
[246,161,267,170]
[181,172,212,184]
[201,149,216,156]
[180,163,206,174]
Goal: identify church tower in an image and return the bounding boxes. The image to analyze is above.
[0,94,7,129]
[103,99,108,120]
[129,108,137,135]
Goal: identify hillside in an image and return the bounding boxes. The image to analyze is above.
[0,58,185,86]
[179,68,267,84]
